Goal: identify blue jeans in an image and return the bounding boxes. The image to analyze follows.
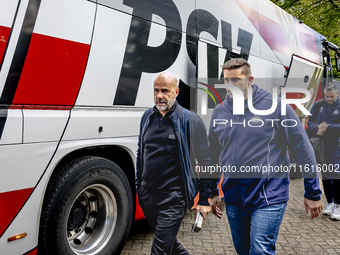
[225,202,287,255]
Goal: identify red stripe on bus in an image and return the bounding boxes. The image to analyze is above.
[294,20,319,64]
[286,92,306,111]
[237,1,319,61]
[8,105,23,109]
[305,82,323,129]
[12,33,90,106]
[236,0,290,56]
[0,25,11,65]
[0,188,34,237]
[8,105,72,110]
[24,247,38,255]
[314,82,324,102]
[22,105,72,110]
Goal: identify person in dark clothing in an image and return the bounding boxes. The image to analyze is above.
[209,58,323,254]
[307,84,340,220]
[136,72,222,255]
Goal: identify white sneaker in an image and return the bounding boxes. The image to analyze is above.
[323,203,334,215]
[331,204,340,220]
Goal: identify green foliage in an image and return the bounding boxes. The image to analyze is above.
[270,0,340,78]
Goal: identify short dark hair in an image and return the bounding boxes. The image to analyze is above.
[324,84,338,92]
[222,58,252,77]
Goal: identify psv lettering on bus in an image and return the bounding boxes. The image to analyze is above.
[114,0,253,106]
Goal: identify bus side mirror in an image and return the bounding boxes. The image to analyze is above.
[335,52,340,72]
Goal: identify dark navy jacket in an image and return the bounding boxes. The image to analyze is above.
[209,84,321,210]
[307,97,340,147]
[136,102,218,210]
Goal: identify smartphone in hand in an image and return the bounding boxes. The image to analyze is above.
[191,211,203,233]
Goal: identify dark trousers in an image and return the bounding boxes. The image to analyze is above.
[137,186,189,255]
[322,179,340,204]
[322,146,340,204]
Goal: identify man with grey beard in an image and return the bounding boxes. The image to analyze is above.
[308,84,340,220]
[136,72,221,255]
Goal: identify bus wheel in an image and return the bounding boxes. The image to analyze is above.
[38,156,133,255]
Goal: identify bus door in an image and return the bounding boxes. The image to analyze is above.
[283,54,323,120]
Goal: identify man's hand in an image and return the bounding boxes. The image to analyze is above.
[210,196,223,219]
[304,198,323,219]
[195,205,211,220]
[317,122,328,135]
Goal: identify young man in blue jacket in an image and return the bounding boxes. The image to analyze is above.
[209,58,323,255]
[136,72,221,255]
[307,84,340,220]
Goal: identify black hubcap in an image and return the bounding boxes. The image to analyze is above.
[68,199,87,230]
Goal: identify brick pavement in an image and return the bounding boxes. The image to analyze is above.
[121,179,340,254]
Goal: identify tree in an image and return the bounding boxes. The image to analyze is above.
[270,0,340,78]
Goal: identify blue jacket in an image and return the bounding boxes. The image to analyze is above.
[209,84,321,210]
[307,97,340,147]
[136,102,218,209]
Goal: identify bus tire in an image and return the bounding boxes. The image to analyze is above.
[38,156,133,255]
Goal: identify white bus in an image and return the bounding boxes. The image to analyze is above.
[0,0,339,254]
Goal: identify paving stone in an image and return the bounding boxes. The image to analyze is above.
[121,179,340,254]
